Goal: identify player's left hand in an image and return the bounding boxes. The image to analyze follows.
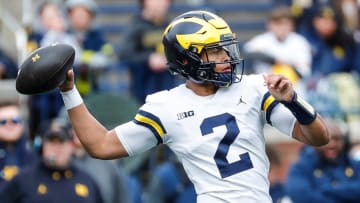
[59,69,75,92]
[263,73,294,102]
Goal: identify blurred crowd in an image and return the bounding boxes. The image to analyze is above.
[0,0,360,203]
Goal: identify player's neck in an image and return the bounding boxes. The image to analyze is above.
[186,80,218,96]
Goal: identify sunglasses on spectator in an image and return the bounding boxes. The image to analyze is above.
[0,117,22,126]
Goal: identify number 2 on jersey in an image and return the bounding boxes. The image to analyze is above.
[200,113,253,178]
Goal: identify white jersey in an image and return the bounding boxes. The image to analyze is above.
[116,74,296,203]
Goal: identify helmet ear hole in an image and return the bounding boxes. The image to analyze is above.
[189,46,199,54]
[197,70,208,79]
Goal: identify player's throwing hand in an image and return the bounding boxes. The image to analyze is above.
[263,73,294,102]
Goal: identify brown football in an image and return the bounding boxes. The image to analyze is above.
[16,44,75,95]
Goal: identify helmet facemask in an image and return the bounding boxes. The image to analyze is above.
[193,36,243,87]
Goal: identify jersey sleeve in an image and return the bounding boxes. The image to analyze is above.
[115,121,158,156]
[259,81,296,136]
[115,91,169,156]
[267,101,296,136]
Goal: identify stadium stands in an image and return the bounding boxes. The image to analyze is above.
[95,0,272,46]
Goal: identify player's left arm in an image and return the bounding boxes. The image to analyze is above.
[263,73,329,146]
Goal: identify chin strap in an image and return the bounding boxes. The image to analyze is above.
[213,72,239,87]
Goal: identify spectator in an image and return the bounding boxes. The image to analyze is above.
[26,1,78,53]
[124,173,143,203]
[66,0,115,96]
[71,122,131,203]
[282,0,333,32]
[38,1,82,63]
[0,124,104,203]
[299,4,356,76]
[300,4,359,118]
[0,49,17,79]
[243,6,312,95]
[285,118,360,203]
[0,101,37,190]
[145,150,196,203]
[119,0,181,104]
[266,144,286,203]
[56,108,141,203]
[333,0,359,35]
[27,1,81,140]
[26,0,52,53]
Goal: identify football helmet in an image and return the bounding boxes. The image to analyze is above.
[162,10,243,87]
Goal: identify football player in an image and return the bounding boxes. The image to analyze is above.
[59,10,329,203]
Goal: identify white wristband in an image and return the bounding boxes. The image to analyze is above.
[60,87,83,110]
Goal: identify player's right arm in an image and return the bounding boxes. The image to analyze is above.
[68,104,128,159]
[59,69,128,159]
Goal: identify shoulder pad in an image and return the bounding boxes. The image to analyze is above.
[145,90,170,103]
[247,74,264,83]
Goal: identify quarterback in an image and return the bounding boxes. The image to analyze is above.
[59,10,329,202]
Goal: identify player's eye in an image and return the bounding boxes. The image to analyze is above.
[207,47,224,55]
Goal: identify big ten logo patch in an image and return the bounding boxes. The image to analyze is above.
[177,110,195,120]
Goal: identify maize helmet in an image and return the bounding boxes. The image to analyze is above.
[162,10,243,87]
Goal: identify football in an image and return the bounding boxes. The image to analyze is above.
[16,43,75,95]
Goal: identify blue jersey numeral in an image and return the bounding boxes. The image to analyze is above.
[200,113,253,178]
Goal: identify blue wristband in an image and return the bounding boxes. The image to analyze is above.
[281,92,317,125]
